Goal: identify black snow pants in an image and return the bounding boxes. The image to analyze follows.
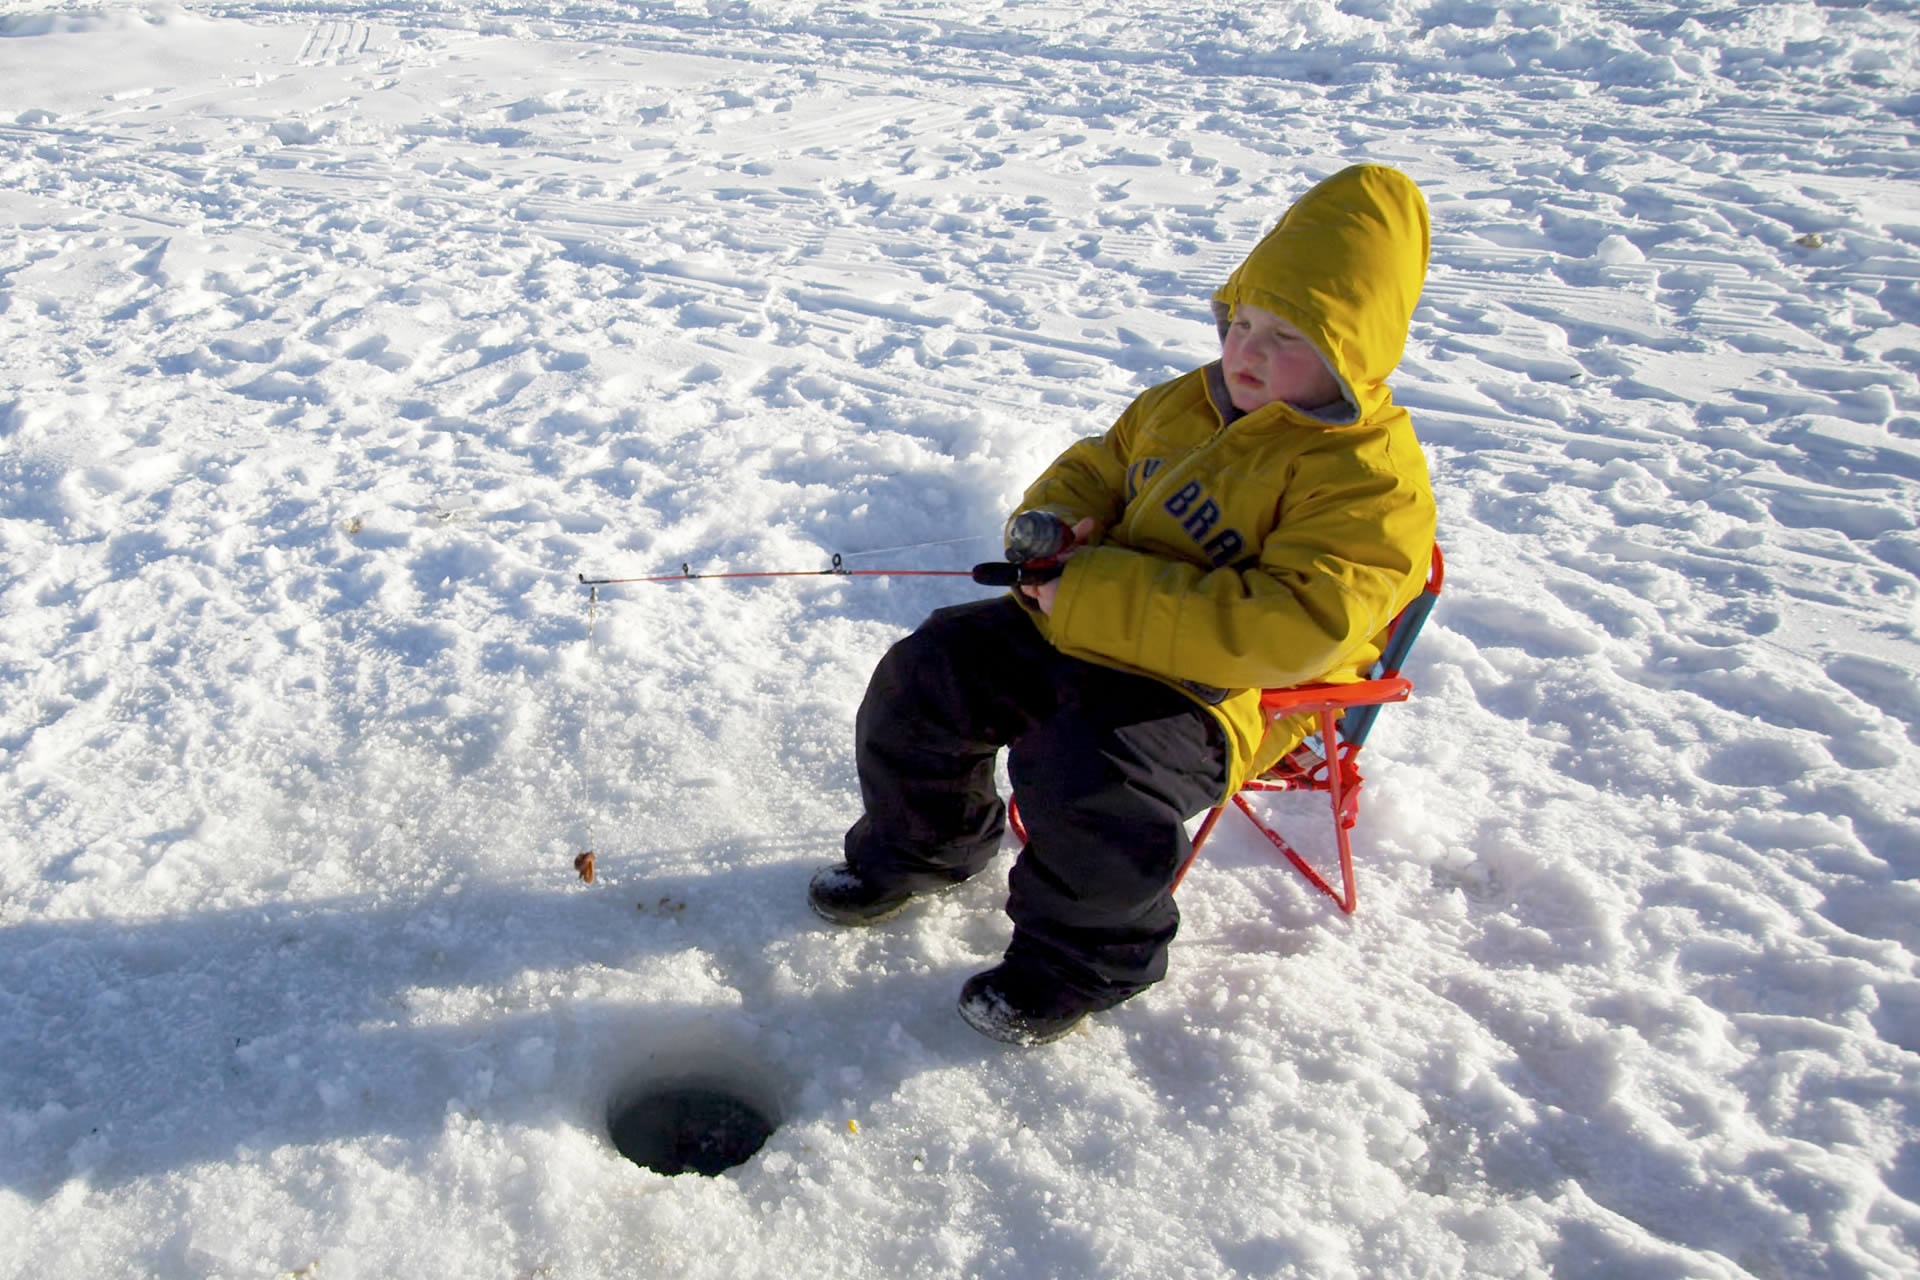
[844,596,1229,1007]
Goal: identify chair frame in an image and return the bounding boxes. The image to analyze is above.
[1010,545,1444,916]
[1179,544,1445,913]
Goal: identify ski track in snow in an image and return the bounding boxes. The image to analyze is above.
[1,2,1919,1277]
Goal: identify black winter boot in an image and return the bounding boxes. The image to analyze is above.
[807,863,916,925]
[957,963,1099,1046]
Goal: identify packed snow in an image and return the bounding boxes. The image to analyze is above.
[2,1,1918,1276]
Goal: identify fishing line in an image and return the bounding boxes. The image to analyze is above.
[834,533,990,560]
[567,546,1059,881]
[574,584,599,884]
[578,552,987,587]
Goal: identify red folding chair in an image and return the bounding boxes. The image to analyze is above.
[1011,545,1444,915]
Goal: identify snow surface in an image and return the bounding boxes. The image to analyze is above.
[3,1,1919,1276]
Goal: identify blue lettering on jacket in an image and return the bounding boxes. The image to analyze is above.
[1204,529,1246,563]
[1164,480,1246,566]
[1126,457,1163,501]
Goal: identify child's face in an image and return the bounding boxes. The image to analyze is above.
[1222,303,1342,413]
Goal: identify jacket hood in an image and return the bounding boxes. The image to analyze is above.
[1211,164,1430,422]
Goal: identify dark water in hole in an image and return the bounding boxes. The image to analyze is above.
[609,1085,776,1176]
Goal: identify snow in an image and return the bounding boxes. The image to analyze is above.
[2,0,1918,1275]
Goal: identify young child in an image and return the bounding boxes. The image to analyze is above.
[810,164,1438,1046]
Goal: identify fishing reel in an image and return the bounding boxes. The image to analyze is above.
[971,511,1074,586]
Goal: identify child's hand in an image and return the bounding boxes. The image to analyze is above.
[1020,518,1097,615]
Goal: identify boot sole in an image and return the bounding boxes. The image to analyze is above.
[807,892,916,927]
[956,987,1087,1046]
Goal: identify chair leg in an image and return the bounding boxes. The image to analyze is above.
[1232,793,1358,915]
[1174,805,1227,891]
[1315,708,1359,913]
[1227,710,1359,914]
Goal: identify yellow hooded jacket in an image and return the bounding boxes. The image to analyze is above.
[1019,164,1438,797]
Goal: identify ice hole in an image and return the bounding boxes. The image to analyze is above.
[607,1077,778,1177]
